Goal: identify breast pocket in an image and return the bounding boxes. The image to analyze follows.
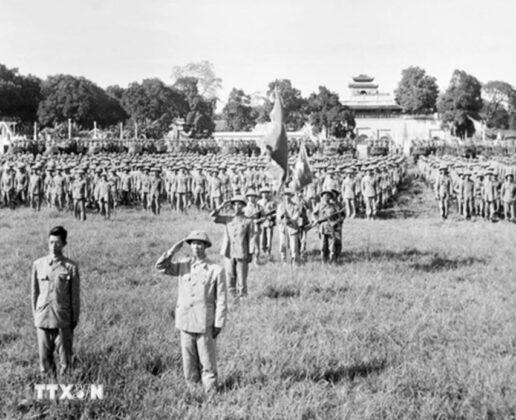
[55,270,72,305]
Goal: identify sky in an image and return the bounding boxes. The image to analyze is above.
[1,0,515,107]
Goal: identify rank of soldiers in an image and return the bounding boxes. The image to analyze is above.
[418,155,516,221]
[1,151,406,261]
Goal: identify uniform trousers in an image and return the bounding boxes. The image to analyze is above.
[36,327,73,375]
[364,196,376,218]
[180,327,217,392]
[279,229,299,262]
[224,257,249,296]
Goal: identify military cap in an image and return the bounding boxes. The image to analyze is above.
[184,230,212,248]
[229,195,247,206]
[245,189,258,197]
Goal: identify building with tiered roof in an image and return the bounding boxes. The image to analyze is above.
[341,74,402,118]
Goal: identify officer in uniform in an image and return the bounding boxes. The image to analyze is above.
[210,195,253,298]
[155,230,227,393]
[31,226,80,376]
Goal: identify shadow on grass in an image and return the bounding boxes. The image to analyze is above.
[410,256,483,272]
[219,371,268,392]
[307,248,487,272]
[260,284,300,299]
[308,286,350,302]
[0,332,20,348]
[281,358,387,384]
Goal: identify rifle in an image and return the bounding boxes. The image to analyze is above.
[253,209,277,224]
[301,207,347,232]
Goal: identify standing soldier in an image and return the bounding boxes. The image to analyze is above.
[64,166,74,211]
[208,169,223,210]
[29,165,44,211]
[120,166,132,206]
[175,167,189,213]
[461,171,475,220]
[312,190,342,263]
[96,172,112,220]
[155,230,227,393]
[244,189,263,266]
[257,187,276,261]
[15,164,29,206]
[149,167,163,215]
[53,167,66,211]
[1,165,14,208]
[473,172,485,217]
[192,167,207,210]
[361,167,377,220]
[500,173,516,221]
[341,169,357,219]
[453,169,464,216]
[31,226,80,376]
[141,168,151,211]
[276,188,302,264]
[44,168,54,208]
[434,165,452,220]
[210,195,252,299]
[482,171,497,221]
[72,169,87,221]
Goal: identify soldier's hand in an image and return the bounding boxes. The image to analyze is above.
[168,240,184,254]
[213,327,222,339]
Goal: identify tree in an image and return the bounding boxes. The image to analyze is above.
[307,86,355,138]
[394,66,439,114]
[106,84,125,101]
[255,80,308,131]
[173,77,215,138]
[481,80,515,129]
[437,70,483,138]
[0,64,42,124]
[121,78,188,138]
[38,74,127,128]
[222,88,255,131]
[171,61,222,100]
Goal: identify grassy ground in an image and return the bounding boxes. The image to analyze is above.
[1,173,516,419]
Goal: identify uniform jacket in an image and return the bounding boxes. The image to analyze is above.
[155,255,227,334]
[213,213,252,259]
[31,255,80,329]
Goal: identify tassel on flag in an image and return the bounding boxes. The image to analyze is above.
[261,86,289,188]
[292,141,313,191]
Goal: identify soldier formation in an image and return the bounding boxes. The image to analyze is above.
[418,155,516,221]
[2,149,407,263]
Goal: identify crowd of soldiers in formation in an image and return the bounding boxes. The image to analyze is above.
[0,151,406,263]
[418,155,516,221]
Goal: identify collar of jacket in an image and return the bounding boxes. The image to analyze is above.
[47,254,65,266]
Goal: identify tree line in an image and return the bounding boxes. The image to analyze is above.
[0,61,515,140]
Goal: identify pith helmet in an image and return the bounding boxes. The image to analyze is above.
[184,230,212,248]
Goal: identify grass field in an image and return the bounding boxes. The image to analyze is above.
[1,173,516,419]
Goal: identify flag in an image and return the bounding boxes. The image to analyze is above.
[292,142,313,191]
[261,87,289,185]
